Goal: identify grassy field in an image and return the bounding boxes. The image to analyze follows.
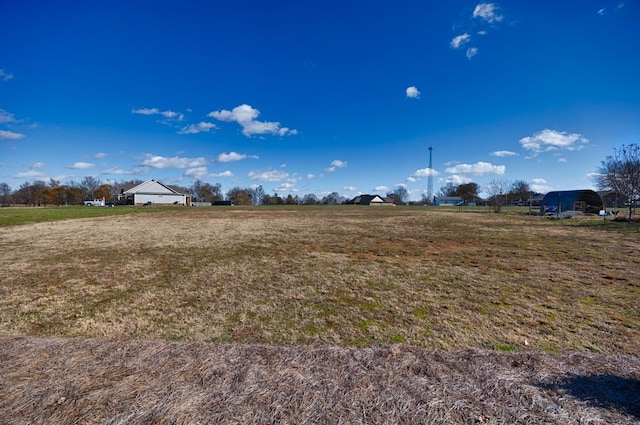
[1,206,638,423]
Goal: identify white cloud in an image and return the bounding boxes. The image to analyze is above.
[208,104,297,137]
[406,86,421,99]
[0,109,18,123]
[375,185,389,192]
[12,170,46,179]
[132,107,184,121]
[0,130,25,140]
[450,33,471,49]
[413,168,438,177]
[325,159,347,172]
[558,157,567,163]
[466,47,479,59]
[441,175,473,185]
[211,170,234,178]
[184,167,209,178]
[132,108,159,115]
[274,182,297,192]
[519,129,589,154]
[93,152,107,159]
[473,3,503,23]
[406,177,417,183]
[248,170,290,182]
[597,8,606,15]
[343,186,357,191]
[217,152,249,162]
[67,162,95,170]
[0,69,13,81]
[530,178,551,193]
[491,150,517,157]
[445,161,505,175]
[178,122,217,134]
[141,154,208,169]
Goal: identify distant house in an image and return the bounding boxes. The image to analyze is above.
[433,196,464,206]
[118,179,191,206]
[346,194,395,206]
[540,190,603,214]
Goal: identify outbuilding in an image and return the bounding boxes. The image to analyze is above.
[540,190,603,214]
[433,196,464,206]
[118,179,191,206]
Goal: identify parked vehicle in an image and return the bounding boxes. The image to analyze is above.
[84,199,105,206]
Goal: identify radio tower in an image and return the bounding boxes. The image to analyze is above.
[427,146,434,204]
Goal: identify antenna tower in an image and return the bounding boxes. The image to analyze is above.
[427,146,434,204]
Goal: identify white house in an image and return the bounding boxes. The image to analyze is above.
[118,179,191,206]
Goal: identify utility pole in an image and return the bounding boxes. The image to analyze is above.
[427,146,434,204]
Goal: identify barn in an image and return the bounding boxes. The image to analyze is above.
[118,179,191,206]
[540,190,603,214]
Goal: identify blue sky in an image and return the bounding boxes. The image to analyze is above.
[1,0,639,200]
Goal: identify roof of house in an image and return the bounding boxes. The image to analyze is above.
[346,194,394,205]
[122,179,185,195]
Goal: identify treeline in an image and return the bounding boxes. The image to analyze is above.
[0,177,541,207]
[0,178,348,206]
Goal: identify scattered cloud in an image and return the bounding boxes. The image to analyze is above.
[93,152,107,159]
[67,162,95,170]
[274,182,297,192]
[325,160,347,172]
[558,157,567,163]
[184,167,209,178]
[178,122,217,134]
[0,69,13,82]
[103,165,149,176]
[132,107,185,122]
[491,150,517,157]
[440,174,473,185]
[530,178,551,193]
[342,185,357,192]
[450,33,471,49]
[473,3,503,23]
[519,129,589,154]
[211,170,233,178]
[597,8,606,15]
[375,185,389,192]
[0,130,25,140]
[0,109,19,123]
[12,170,46,179]
[248,170,290,182]
[406,86,421,99]
[216,152,258,162]
[413,168,438,177]
[445,161,506,175]
[466,47,479,59]
[140,154,208,169]
[208,104,297,137]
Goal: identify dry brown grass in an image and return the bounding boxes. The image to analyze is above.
[1,337,638,424]
[0,207,639,423]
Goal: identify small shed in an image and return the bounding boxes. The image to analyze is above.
[540,190,603,214]
[119,179,191,206]
[346,194,395,206]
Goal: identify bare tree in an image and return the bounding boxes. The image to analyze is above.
[597,143,640,221]
[484,180,510,213]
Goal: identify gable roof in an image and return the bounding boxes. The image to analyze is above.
[346,194,393,205]
[122,179,184,195]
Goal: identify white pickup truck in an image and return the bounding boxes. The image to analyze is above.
[84,199,105,206]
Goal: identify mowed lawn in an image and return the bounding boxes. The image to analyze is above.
[1,206,638,355]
